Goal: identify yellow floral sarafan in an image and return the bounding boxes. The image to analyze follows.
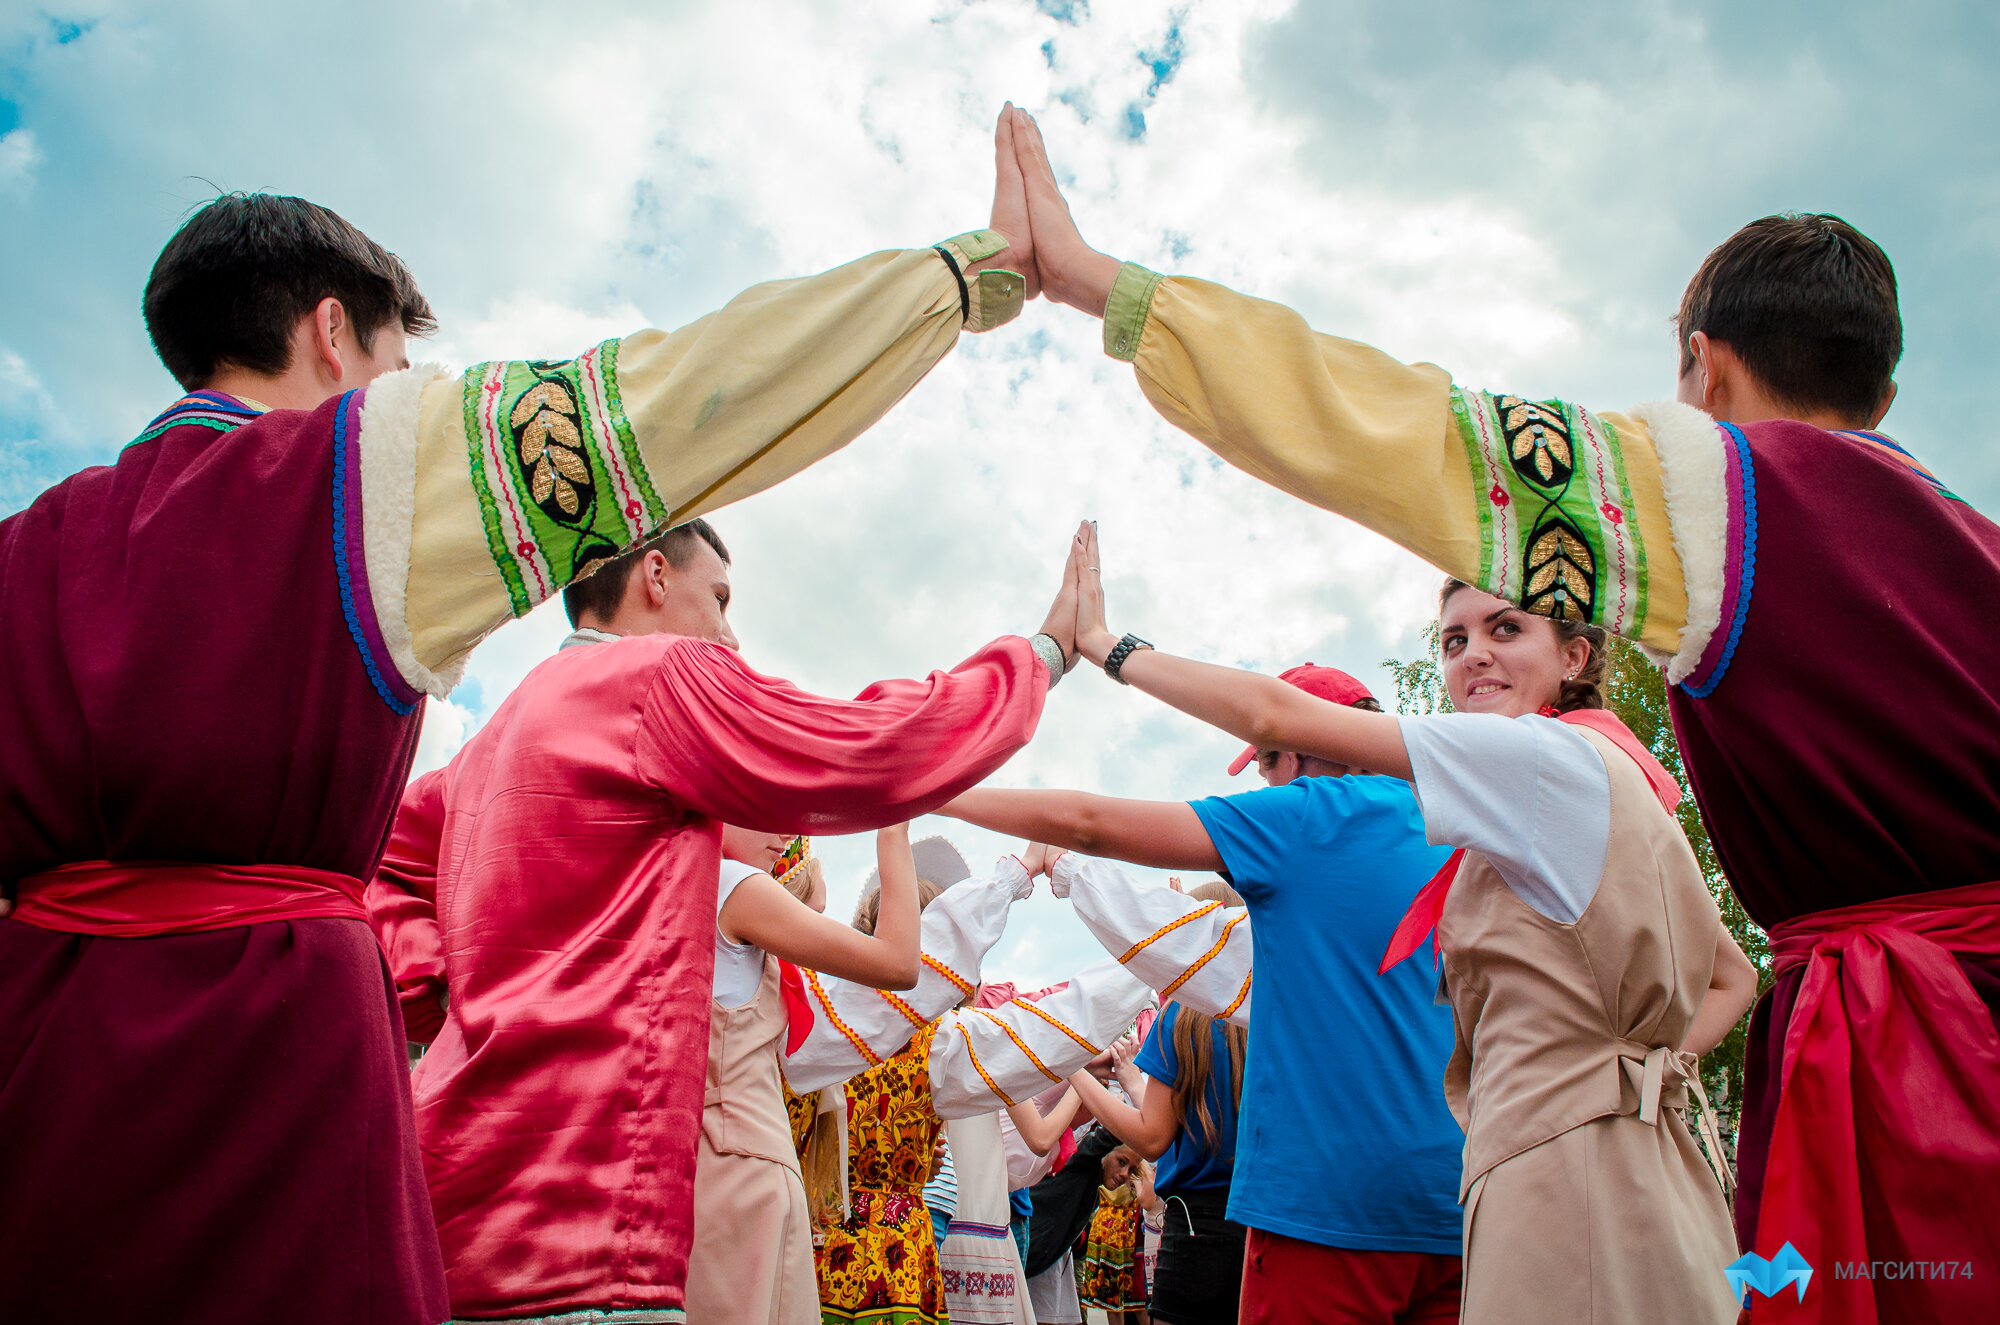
[1077,1183,1144,1311]
[816,1023,946,1324]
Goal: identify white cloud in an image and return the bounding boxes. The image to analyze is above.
[0,129,39,191]
[6,0,1996,986]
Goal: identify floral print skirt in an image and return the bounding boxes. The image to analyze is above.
[1076,1189,1145,1311]
[817,1184,942,1324]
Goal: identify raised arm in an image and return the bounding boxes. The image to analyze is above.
[365,767,450,1044]
[348,111,1038,703]
[1050,854,1251,1027]
[725,827,922,991]
[942,787,1222,872]
[1012,107,1729,680]
[928,957,1154,1118]
[783,855,1035,1093]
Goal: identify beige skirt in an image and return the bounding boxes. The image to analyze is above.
[684,1134,818,1325]
[1461,1111,1739,1325]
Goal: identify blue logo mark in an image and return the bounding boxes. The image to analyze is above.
[1726,1242,1813,1307]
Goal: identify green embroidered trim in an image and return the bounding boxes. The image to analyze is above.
[123,416,240,451]
[1103,263,1166,362]
[1452,389,1648,636]
[462,365,533,616]
[595,337,669,528]
[1595,411,1651,641]
[1448,388,1497,595]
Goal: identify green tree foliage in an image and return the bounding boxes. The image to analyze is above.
[1383,629,1771,1148]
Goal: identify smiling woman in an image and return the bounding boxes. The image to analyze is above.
[1065,523,1756,1325]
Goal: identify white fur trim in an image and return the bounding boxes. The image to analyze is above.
[1630,399,1729,683]
[358,363,464,699]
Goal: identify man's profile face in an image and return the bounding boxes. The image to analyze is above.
[649,540,739,650]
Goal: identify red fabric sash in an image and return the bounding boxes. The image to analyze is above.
[10,860,367,937]
[1749,879,2000,1324]
[1378,709,1681,974]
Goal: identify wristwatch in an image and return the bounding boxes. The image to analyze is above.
[1103,633,1154,685]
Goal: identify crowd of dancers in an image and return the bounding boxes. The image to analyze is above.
[2,104,1995,1325]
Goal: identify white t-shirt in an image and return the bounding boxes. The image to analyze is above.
[714,858,768,1009]
[1398,712,1613,924]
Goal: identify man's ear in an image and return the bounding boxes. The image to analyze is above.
[310,297,347,383]
[1685,330,1721,412]
[640,549,672,607]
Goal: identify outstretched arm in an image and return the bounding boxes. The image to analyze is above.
[354,109,1038,702]
[1009,105,1717,677]
[726,827,921,991]
[1066,1063,1180,1162]
[784,854,1035,1093]
[1050,854,1252,1026]
[1007,1089,1084,1155]
[942,787,1222,872]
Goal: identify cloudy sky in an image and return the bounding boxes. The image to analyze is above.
[5,1,1996,981]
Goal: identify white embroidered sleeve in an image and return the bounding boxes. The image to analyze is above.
[1051,855,1253,1027]
[926,957,1154,1118]
[782,856,1032,1093]
[354,234,1024,700]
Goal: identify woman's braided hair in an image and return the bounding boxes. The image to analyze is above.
[1440,578,1609,713]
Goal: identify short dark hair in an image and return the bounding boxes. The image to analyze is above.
[142,193,437,390]
[562,518,731,628]
[1676,213,1901,422]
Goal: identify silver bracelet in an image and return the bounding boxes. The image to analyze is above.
[1028,632,1066,688]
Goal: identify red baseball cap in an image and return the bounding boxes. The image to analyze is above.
[1227,664,1377,775]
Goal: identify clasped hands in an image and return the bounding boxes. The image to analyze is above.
[982,103,1123,317]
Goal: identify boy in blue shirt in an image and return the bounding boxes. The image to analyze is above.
[945,667,1464,1325]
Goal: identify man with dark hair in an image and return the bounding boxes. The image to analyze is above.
[1009,105,1999,1322]
[365,513,1092,1324]
[560,516,732,631]
[0,107,1048,1325]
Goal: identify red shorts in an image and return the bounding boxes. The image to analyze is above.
[1239,1229,1462,1325]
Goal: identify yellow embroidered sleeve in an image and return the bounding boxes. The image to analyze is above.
[358,234,1024,697]
[927,957,1153,1119]
[1106,264,1724,673]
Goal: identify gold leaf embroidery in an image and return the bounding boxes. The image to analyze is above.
[1523,516,1596,622]
[530,457,554,504]
[1496,395,1574,489]
[548,444,590,483]
[553,475,579,516]
[510,381,575,426]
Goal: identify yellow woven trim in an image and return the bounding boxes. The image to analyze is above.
[880,989,928,1029]
[923,953,975,999]
[973,1009,1063,1084]
[1116,901,1223,964]
[808,969,879,1066]
[1163,914,1247,1000]
[1009,997,1100,1057]
[962,1033,1016,1107]
[1221,970,1253,1021]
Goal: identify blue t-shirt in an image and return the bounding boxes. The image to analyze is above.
[1133,1001,1237,1198]
[1190,775,1463,1255]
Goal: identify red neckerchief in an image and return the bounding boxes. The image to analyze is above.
[778,961,813,1054]
[1377,707,1682,975]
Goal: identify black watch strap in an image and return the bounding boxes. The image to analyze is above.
[1103,634,1154,685]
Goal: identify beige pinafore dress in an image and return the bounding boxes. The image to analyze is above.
[684,956,819,1325]
[1438,724,1740,1325]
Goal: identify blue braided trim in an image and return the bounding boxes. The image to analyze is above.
[332,390,418,715]
[1680,422,1757,700]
